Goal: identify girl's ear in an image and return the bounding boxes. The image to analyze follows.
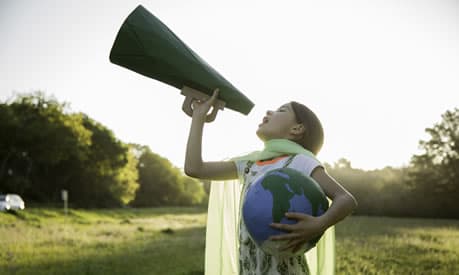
[290,123,306,137]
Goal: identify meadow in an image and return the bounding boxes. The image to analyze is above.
[0,207,458,275]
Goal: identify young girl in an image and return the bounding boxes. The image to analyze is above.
[185,89,357,275]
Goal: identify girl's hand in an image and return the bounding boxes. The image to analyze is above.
[191,88,219,122]
[269,212,326,253]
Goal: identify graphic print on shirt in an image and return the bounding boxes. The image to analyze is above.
[236,155,321,275]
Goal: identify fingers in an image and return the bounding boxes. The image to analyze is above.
[191,88,219,107]
[292,242,304,253]
[191,98,201,108]
[269,231,306,253]
[270,232,301,241]
[280,238,309,252]
[285,212,310,220]
[291,242,305,253]
[194,88,219,106]
[270,222,295,232]
[280,239,303,252]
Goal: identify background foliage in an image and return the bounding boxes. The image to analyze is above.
[0,92,206,208]
[325,108,459,218]
[1,92,458,217]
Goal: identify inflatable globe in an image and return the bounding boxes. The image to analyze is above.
[242,167,329,257]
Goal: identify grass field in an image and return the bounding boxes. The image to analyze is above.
[0,207,458,275]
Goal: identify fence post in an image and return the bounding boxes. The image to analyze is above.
[61,190,68,215]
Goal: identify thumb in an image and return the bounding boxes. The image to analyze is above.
[207,88,219,105]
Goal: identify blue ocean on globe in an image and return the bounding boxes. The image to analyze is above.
[242,168,329,257]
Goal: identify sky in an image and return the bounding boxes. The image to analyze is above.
[1,0,458,170]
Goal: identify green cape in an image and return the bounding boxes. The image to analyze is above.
[205,139,335,274]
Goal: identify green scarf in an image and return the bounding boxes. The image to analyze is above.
[205,139,335,275]
[232,138,318,162]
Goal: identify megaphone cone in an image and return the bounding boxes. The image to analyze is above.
[110,5,254,117]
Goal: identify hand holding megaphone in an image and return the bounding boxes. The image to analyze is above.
[181,86,225,122]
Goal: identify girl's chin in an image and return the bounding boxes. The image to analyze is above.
[255,129,269,141]
[255,129,264,139]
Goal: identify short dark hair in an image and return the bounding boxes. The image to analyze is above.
[290,101,324,155]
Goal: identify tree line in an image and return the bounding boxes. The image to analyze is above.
[325,107,459,219]
[0,92,206,208]
[1,92,458,218]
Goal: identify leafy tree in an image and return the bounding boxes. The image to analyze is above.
[325,159,413,217]
[130,145,180,206]
[70,116,139,207]
[178,176,207,206]
[130,144,206,206]
[115,145,140,205]
[304,107,459,219]
[0,92,91,201]
[0,92,139,207]
[408,108,459,218]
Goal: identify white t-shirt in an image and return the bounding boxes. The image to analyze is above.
[234,154,322,275]
[235,154,322,184]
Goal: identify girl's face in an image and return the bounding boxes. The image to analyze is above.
[256,103,301,141]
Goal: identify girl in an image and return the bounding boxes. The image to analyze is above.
[185,89,357,275]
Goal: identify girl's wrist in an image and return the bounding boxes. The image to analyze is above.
[317,215,332,231]
[192,115,206,124]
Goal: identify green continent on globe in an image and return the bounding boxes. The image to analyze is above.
[261,175,295,223]
[260,169,328,223]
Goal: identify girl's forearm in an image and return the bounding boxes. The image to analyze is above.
[318,193,357,231]
[183,90,237,180]
[184,116,205,177]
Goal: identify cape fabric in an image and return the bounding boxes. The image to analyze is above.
[205,139,335,275]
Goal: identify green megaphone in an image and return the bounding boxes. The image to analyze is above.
[109,5,254,121]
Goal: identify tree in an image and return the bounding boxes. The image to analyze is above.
[408,108,459,218]
[130,144,206,206]
[177,176,207,206]
[0,92,139,207]
[325,158,413,217]
[0,92,92,201]
[1,91,206,208]
[71,116,139,207]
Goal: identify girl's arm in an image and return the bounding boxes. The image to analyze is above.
[311,167,358,230]
[184,89,238,180]
[270,166,357,252]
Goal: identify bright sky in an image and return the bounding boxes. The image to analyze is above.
[1,0,458,170]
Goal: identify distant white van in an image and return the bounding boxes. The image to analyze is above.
[0,194,25,211]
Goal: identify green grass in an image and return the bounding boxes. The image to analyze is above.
[1,208,458,275]
[0,207,207,275]
[335,216,459,274]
